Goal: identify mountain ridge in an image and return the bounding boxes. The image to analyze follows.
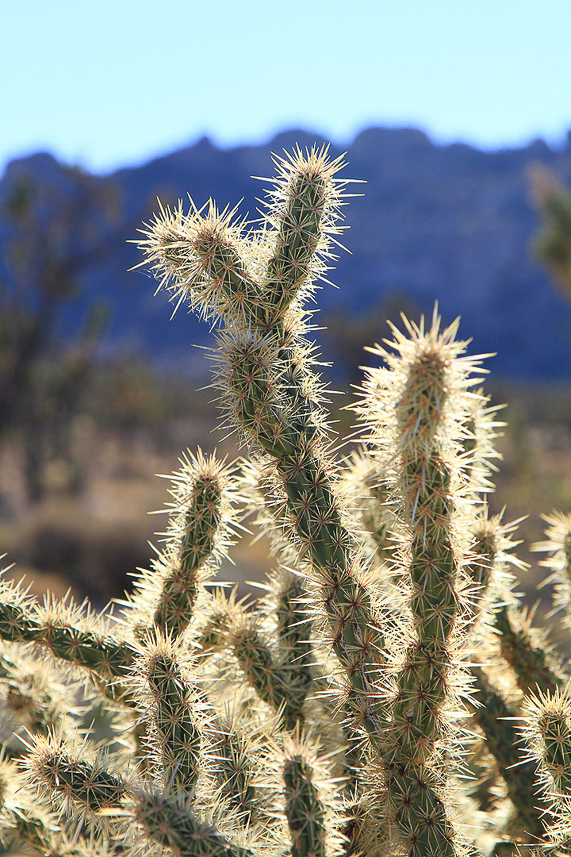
[3,126,571,380]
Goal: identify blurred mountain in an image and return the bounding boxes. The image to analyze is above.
[3,127,571,380]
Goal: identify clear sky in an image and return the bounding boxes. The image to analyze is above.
[2,0,571,175]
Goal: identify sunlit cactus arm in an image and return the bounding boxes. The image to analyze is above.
[0,574,135,684]
[342,448,396,569]
[357,312,487,857]
[127,450,243,640]
[0,758,60,852]
[138,637,206,794]
[283,755,327,857]
[494,604,564,696]
[216,332,387,740]
[211,708,261,826]
[533,512,571,626]
[230,615,308,730]
[137,197,262,328]
[139,152,388,745]
[278,732,345,857]
[522,687,571,810]
[464,512,524,633]
[22,732,127,816]
[256,145,348,327]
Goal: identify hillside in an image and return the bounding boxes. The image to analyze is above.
[2,127,571,380]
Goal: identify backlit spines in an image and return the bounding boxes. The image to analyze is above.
[283,754,327,857]
[137,637,206,795]
[494,604,563,696]
[533,511,571,623]
[230,615,308,730]
[472,669,546,844]
[216,328,388,742]
[22,732,127,817]
[522,688,571,807]
[135,791,256,857]
[211,708,261,826]
[128,449,242,639]
[258,145,348,326]
[8,143,571,857]
[137,198,261,327]
[357,312,487,856]
[0,574,135,687]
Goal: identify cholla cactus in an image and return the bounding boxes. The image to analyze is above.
[2,145,571,857]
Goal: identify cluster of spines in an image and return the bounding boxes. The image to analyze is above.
[533,511,571,625]
[355,312,488,856]
[521,687,571,846]
[126,449,242,640]
[0,574,135,689]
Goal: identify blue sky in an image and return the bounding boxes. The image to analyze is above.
[2,0,571,174]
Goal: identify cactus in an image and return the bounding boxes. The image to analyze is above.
[4,145,571,857]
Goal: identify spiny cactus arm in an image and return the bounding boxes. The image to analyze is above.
[522,687,571,807]
[533,512,571,623]
[218,333,386,740]
[141,640,204,794]
[137,198,261,328]
[128,450,242,640]
[0,758,60,852]
[0,576,135,684]
[472,669,546,842]
[464,513,524,632]
[494,604,563,696]
[342,448,396,568]
[195,588,247,655]
[136,792,256,857]
[231,618,307,730]
[22,733,127,815]
[277,732,346,857]
[258,145,348,326]
[212,720,258,824]
[358,314,484,857]
[140,154,387,741]
[283,754,327,857]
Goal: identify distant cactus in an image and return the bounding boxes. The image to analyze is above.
[2,145,571,857]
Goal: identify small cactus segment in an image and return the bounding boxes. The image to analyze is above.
[231,616,307,730]
[127,450,240,640]
[156,450,239,636]
[523,688,571,810]
[136,791,255,857]
[259,145,347,326]
[141,640,204,794]
[533,512,571,624]
[274,571,313,697]
[473,669,546,842]
[283,753,327,857]
[0,574,134,683]
[358,313,486,857]
[494,604,563,696]
[212,710,259,825]
[138,198,261,327]
[464,513,524,632]
[23,733,126,814]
